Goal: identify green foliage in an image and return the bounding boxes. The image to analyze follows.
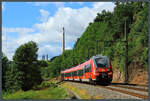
[38,60,48,67]
[4,62,23,92]
[39,2,148,78]
[3,86,68,100]
[4,41,43,92]
[2,53,9,91]
[14,41,42,91]
[34,81,58,90]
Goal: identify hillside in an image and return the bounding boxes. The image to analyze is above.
[40,2,148,83]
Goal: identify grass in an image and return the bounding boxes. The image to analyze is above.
[3,85,68,99]
[62,82,103,99]
[3,80,103,100]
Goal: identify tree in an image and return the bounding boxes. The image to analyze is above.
[38,60,48,67]
[12,41,42,91]
[2,53,9,90]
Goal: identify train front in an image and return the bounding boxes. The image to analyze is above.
[92,55,113,84]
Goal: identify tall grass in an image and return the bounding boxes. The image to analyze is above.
[3,81,68,100]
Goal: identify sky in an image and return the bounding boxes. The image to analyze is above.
[2,2,115,60]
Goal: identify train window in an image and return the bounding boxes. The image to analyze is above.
[75,71,77,76]
[77,70,79,76]
[79,70,81,76]
[95,57,109,68]
[81,70,83,76]
[83,67,85,74]
[85,65,89,73]
[83,66,85,73]
[81,69,83,76]
[90,64,92,72]
[80,70,81,76]
[87,65,89,72]
[85,66,87,73]
[87,64,92,72]
[86,67,88,72]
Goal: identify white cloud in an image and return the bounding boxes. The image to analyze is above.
[34,2,64,7]
[2,2,5,11]
[54,2,65,7]
[2,36,6,41]
[77,2,84,5]
[34,2,115,43]
[34,2,52,6]
[40,9,50,22]
[66,46,72,50]
[2,2,115,60]
[93,2,114,12]
[3,27,35,35]
[2,39,18,60]
[2,27,36,60]
[38,45,61,57]
[69,2,83,5]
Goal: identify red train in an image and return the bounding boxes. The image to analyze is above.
[60,54,113,84]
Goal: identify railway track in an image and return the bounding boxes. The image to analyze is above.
[64,81,148,99]
[97,85,148,99]
[110,84,148,92]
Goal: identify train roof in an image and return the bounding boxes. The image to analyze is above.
[61,59,91,73]
[91,54,109,60]
[61,54,108,74]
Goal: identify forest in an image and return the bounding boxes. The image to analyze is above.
[2,2,148,93]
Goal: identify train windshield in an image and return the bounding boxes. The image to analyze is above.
[95,57,109,68]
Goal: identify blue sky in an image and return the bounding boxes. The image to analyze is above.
[2,2,115,60]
